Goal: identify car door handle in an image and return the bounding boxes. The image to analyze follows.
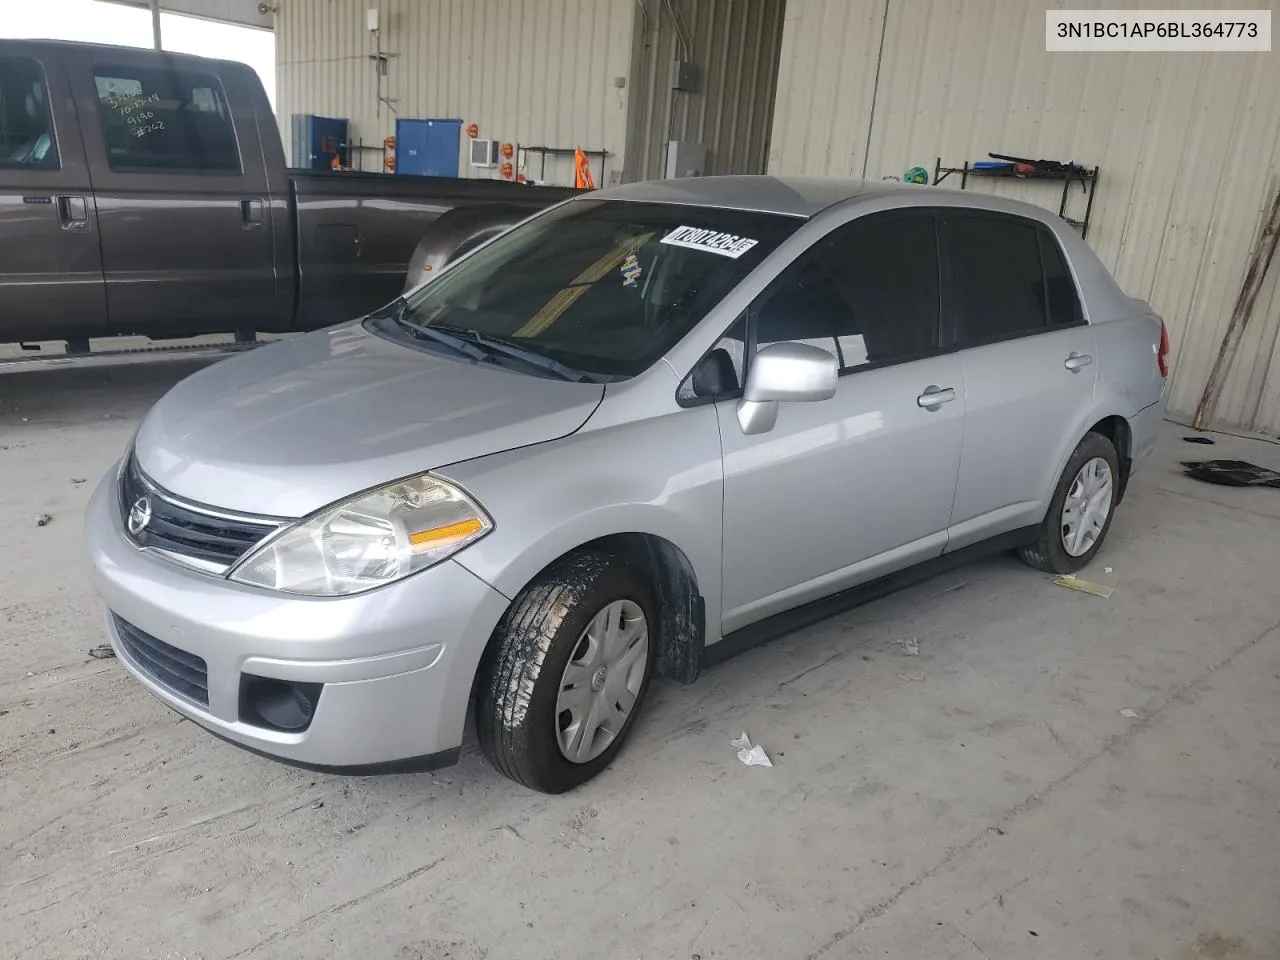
[240,198,265,228]
[1064,352,1093,372]
[917,385,956,409]
[55,195,89,230]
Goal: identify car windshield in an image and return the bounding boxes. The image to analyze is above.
[388,199,801,379]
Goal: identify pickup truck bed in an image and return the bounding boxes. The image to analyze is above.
[0,39,576,349]
[290,170,575,329]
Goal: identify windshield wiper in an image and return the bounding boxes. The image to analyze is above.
[382,299,598,382]
[386,302,489,362]
[433,325,598,383]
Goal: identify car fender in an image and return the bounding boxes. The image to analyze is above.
[437,407,726,646]
[1043,390,1140,515]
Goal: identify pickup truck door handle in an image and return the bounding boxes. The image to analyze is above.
[917,385,956,409]
[1064,352,1093,372]
[240,198,265,228]
[55,195,89,230]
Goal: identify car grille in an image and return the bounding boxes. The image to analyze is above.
[119,455,279,568]
[113,615,209,705]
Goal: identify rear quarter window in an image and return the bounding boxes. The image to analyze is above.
[1039,229,1084,326]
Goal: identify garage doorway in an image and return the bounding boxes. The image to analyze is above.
[623,0,788,182]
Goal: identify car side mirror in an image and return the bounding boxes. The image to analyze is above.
[736,341,838,435]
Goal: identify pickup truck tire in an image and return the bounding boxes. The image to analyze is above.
[475,551,656,793]
[1019,431,1120,574]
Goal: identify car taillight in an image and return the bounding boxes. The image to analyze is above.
[1158,320,1170,378]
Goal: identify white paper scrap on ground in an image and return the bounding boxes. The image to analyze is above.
[730,732,773,767]
[1119,708,1140,719]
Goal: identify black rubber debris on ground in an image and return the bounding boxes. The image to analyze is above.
[88,645,116,660]
[1183,435,1216,444]
[1181,460,1280,488]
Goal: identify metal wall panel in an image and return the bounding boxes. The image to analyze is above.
[626,0,787,181]
[769,0,1280,433]
[275,0,637,186]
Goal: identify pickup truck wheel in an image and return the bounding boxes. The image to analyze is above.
[475,552,655,793]
[1019,431,1119,574]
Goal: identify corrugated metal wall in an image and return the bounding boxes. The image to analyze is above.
[625,0,787,181]
[275,0,637,186]
[769,0,1280,434]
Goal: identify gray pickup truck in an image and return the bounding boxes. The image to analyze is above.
[0,40,576,351]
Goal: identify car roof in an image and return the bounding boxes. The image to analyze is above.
[590,176,893,217]
[589,174,1067,226]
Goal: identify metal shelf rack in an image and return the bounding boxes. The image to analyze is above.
[933,156,1100,239]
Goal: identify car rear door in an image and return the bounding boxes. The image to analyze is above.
[942,212,1097,550]
[0,44,105,344]
[714,210,967,632]
[67,50,277,337]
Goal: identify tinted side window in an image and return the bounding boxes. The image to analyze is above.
[1039,230,1084,326]
[948,215,1047,344]
[93,65,240,173]
[755,214,940,370]
[0,57,58,170]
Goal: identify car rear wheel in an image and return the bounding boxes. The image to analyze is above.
[1018,431,1120,574]
[475,552,655,793]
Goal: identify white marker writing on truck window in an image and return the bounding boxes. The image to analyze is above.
[660,225,759,259]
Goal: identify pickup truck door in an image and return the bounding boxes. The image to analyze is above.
[66,49,279,337]
[0,44,105,344]
[715,211,965,633]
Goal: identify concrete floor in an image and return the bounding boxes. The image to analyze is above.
[2,358,1278,960]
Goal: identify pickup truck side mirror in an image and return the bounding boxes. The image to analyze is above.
[736,341,838,435]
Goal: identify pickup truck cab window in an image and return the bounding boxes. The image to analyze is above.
[753,213,942,372]
[387,199,800,380]
[93,64,239,173]
[0,57,57,169]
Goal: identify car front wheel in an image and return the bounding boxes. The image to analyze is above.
[475,552,655,793]
[1018,431,1120,574]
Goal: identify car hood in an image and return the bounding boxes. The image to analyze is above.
[134,323,604,517]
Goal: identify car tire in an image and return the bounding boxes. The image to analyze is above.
[1018,431,1120,575]
[475,551,656,793]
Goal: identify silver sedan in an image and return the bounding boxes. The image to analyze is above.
[85,176,1168,792]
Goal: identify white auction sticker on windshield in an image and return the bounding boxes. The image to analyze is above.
[660,225,759,259]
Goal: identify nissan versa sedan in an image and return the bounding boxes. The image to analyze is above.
[85,176,1168,793]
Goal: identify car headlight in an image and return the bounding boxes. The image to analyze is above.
[229,474,492,597]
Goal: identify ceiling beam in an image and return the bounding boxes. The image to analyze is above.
[98,0,272,32]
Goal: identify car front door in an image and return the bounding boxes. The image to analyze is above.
[713,211,967,633]
[67,50,278,337]
[942,213,1098,550]
[0,46,105,345]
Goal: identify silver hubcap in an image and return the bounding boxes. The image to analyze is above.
[555,599,648,764]
[1061,457,1114,557]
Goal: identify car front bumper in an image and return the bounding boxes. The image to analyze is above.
[84,470,511,769]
